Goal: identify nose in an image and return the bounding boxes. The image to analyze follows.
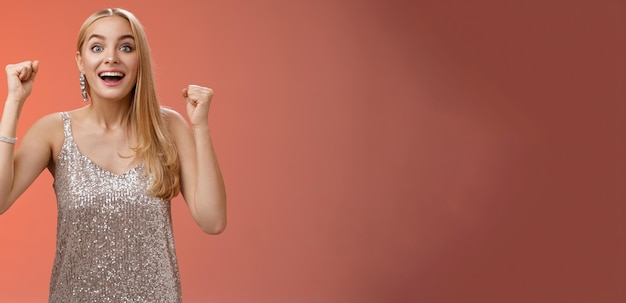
[104,50,119,64]
[104,57,119,64]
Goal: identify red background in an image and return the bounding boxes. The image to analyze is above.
[0,1,624,302]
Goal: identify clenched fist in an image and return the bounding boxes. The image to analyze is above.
[5,60,39,104]
[182,84,213,128]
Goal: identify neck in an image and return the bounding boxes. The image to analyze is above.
[84,100,132,130]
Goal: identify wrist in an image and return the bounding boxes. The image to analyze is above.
[4,97,25,109]
[191,121,209,131]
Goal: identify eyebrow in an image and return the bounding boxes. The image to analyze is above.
[87,34,135,42]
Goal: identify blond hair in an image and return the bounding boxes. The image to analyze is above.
[77,8,180,200]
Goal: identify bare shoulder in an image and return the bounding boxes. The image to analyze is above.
[21,112,65,156]
[161,106,185,121]
[26,112,64,140]
[15,112,65,170]
[161,107,190,133]
[160,107,195,157]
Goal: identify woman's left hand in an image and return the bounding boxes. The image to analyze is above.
[182,84,213,128]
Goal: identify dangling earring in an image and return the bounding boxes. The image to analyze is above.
[79,72,88,102]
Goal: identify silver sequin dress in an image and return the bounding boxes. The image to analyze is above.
[49,112,182,302]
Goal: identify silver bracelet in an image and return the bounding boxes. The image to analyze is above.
[0,136,17,144]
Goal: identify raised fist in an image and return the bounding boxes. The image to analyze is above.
[183,84,213,127]
[5,60,39,104]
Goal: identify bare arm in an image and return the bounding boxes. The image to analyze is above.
[0,60,53,214]
[168,85,227,234]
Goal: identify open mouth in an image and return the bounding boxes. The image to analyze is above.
[99,71,125,83]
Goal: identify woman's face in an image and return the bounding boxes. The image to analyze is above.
[76,16,139,103]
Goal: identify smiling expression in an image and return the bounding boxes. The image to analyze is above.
[76,16,139,103]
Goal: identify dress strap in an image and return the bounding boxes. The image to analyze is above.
[59,112,72,139]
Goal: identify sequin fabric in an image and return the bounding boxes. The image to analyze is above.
[49,112,182,302]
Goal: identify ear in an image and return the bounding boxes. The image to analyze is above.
[75,50,84,73]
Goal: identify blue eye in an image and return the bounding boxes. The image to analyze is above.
[120,45,134,52]
[91,45,103,52]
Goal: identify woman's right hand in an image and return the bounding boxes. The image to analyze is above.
[5,60,39,104]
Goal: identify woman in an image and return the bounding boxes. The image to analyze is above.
[0,8,226,302]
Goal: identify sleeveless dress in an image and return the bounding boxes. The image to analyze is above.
[49,112,182,302]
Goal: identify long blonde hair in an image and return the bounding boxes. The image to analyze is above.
[77,8,180,200]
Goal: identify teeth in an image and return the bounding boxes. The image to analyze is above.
[99,71,124,77]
